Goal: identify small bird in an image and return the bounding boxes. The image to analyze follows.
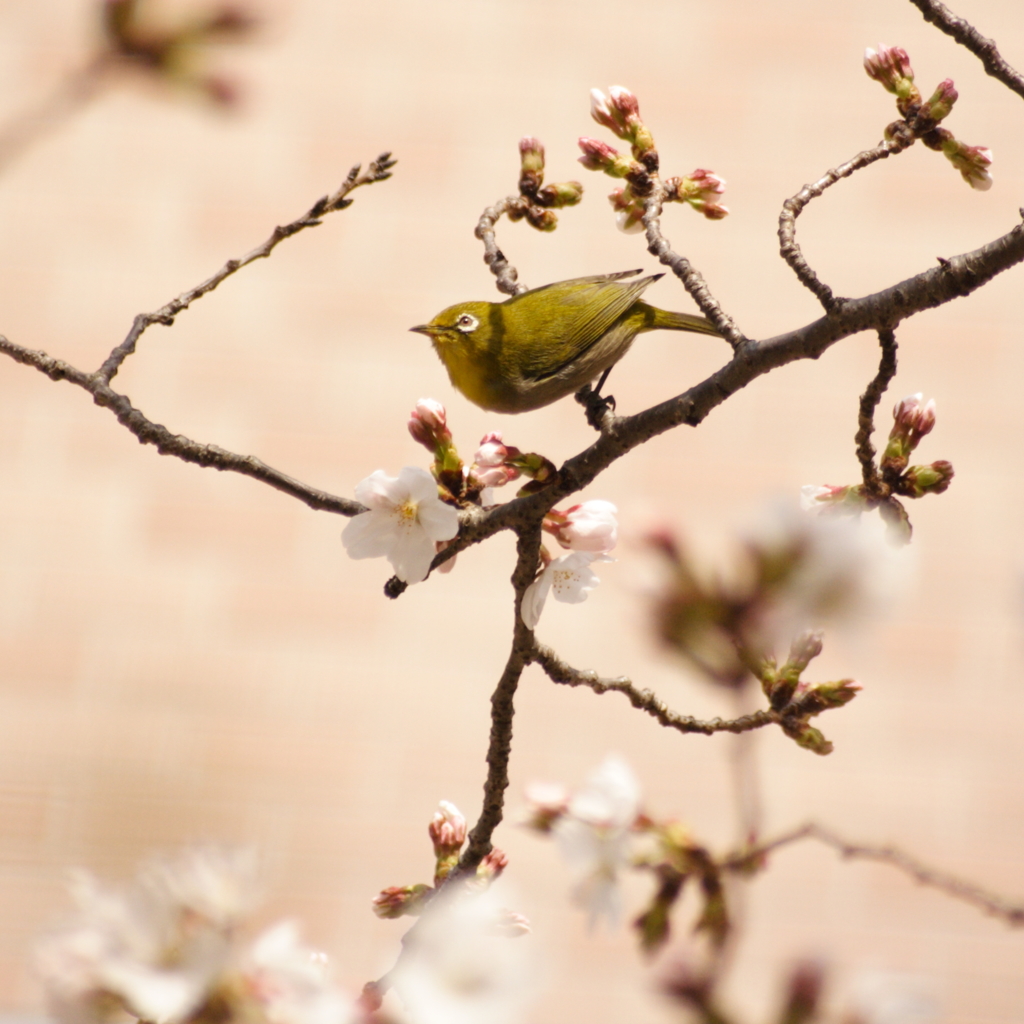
[410,269,720,414]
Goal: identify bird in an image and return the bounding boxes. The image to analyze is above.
[409,269,720,414]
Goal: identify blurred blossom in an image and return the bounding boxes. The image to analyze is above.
[520,551,613,629]
[36,849,356,1024]
[342,467,459,584]
[850,971,939,1024]
[392,890,537,1024]
[552,755,641,926]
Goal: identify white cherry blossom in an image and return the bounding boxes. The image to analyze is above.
[342,466,459,583]
[520,551,612,629]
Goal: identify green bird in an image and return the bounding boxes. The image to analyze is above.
[410,269,720,414]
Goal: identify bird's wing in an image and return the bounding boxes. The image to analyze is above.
[516,273,658,381]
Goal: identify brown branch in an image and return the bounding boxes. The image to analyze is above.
[434,213,1024,561]
[474,198,530,297]
[854,329,899,489]
[98,153,396,383]
[643,188,745,347]
[729,822,1024,926]
[0,337,365,515]
[909,0,1024,101]
[531,644,777,736]
[778,137,914,311]
[453,522,545,875]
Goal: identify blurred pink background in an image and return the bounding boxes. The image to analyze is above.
[0,0,1022,1020]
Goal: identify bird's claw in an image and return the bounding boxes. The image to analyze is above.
[575,384,616,430]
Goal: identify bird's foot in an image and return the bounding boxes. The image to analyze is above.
[575,384,616,430]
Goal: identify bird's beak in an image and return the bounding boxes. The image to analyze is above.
[409,324,435,336]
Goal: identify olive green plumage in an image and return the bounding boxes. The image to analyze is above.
[410,269,720,414]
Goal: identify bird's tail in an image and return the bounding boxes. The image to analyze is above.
[648,306,720,337]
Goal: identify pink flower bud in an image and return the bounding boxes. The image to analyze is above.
[922,78,958,122]
[477,848,509,883]
[590,86,643,141]
[429,800,467,857]
[608,186,645,232]
[666,170,730,219]
[941,136,993,190]
[371,884,432,919]
[863,44,915,95]
[470,431,522,490]
[518,136,545,175]
[788,629,824,672]
[578,136,621,171]
[408,397,451,452]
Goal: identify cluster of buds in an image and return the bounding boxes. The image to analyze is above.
[882,393,954,498]
[580,87,729,232]
[468,431,556,497]
[102,0,257,106]
[372,801,519,925]
[646,519,871,755]
[803,393,953,545]
[504,137,583,232]
[525,757,743,954]
[864,44,993,190]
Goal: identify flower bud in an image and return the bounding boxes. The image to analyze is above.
[921,78,958,122]
[429,800,467,858]
[371,884,432,919]
[518,136,545,176]
[883,394,937,469]
[578,137,640,177]
[408,398,450,451]
[665,170,730,220]
[941,136,993,190]
[590,86,639,138]
[525,206,559,231]
[522,781,569,831]
[469,431,522,491]
[786,629,824,674]
[536,180,584,208]
[795,678,862,713]
[476,848,509,884]
[903,460,954,497]
[784,721,834,756]
[608,185,645,233]
[864,44,917,102]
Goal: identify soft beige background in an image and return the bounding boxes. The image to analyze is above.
[0,0,1022,1020]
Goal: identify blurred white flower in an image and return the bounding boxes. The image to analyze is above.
[393,890,536,1024]
[553,755,641,926]
[520,551,613,629]
[243,921,356,1024]
[36,849,356,1024]
[342,466,459,583]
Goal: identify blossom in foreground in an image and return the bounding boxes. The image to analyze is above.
[553,755,642,926]
[392,890,536,1024]
[520,551,613,629]
[342,466,459,583]
[36,848,356,1024]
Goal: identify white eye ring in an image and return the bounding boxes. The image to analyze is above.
[455,313,479,333]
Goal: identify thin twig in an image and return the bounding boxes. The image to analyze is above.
[779,138,913,311]
[474,198,529,297]
[531,644,778,736]
[728,822,1024,926]
[855,329,899,489]
[0,337,365,515]
[98,154,396,382]
[643,188,745,348]
[908,0,1024,101]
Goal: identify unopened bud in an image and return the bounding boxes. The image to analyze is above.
[525,206,558,231]
[578,137,640,177]
[371,884,432,919]
[795,678,861,713]
[921,78,958,123]
[784,722,834,756]
[883,393,937,469]
[864,44,917,104]
[941,135,993,190]
[408,398,450,450]
[429,800,467,857]
[476,848,509,885]
[787,629,824,674]
[903,460,954,497]
[536,180,584,208]
[608,185,645,233]
[665,170,729,219]
[590,86,640,139]
[518,136,545,175]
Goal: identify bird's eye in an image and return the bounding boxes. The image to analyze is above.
[455,313,479,333]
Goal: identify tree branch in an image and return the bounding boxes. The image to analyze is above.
[909,0,1024,100]
[530,644,777,736]
[97,153,396,383]
[730,822,1024,926]
[643,188,745,347]
[778,137,913,311]
[855,329,899,489]
[475,198,530,297]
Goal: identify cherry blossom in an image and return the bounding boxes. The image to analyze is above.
[520,551,613,629]
[342,466,459,583]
